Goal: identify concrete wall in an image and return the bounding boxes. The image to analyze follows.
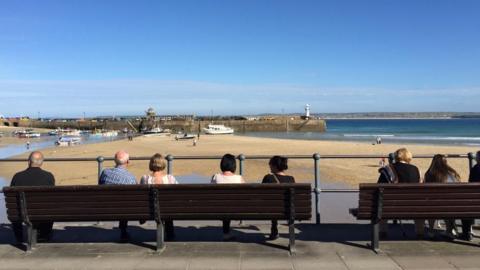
[20,118,327,133]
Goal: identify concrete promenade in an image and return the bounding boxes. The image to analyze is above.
[0,221,479,270]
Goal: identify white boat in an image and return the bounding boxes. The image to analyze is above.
[203,124,234,135]
[175,133,196,140]
[143,127,170,137]
[91,130,118,137]
[55,136,81,146]
[15,129,41,138]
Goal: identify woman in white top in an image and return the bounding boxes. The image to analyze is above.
[139,153,177,239]
[140,153,178,185]
[211,154,244,240]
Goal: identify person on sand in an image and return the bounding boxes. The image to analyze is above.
[378,148,424,239]
[262,155,295,240]
[98,150,136,241]
[10,151,55,244]
[424,154,460,239]
[211,154,245,240]
[139,153,177,239]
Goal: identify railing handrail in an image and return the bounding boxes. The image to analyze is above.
[0,153,472,162]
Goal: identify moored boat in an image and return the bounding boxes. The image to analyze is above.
[55,136,81,146]
[203,124,234,135]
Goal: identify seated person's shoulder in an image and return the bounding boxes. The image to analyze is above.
[262,174,274,183]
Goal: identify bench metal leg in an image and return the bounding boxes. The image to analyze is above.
[156,221,165,253]
[288,221,296,255]
[371,221,380,252]
[26,223,37,251]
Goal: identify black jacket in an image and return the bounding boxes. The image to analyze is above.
[378,162,420,184]
[469,164,480,183]
[262,173,295,184]
[10,167,55,187]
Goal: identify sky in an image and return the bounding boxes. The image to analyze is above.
[0,0,479,117]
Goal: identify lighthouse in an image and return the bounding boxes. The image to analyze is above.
[304,104,310,120]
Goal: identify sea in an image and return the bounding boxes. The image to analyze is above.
[241,118,480,146]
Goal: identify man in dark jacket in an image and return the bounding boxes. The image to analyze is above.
[10,151,55,243]
[461,151,480,241]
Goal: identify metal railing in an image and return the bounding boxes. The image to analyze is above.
[0,152,477,224]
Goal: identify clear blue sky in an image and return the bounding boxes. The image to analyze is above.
[1,0,479,117]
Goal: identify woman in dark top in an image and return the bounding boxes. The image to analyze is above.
[378,148,424,238]
[262,156,295,239]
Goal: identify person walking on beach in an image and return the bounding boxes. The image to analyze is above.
[26,141,30,149]
[262,156,295,240]
[10,151,55,244]
[98,150,136,241]
[211,154,245,240]
[461,150,480,240]
[139,153,177,239]
[424,154,460,239]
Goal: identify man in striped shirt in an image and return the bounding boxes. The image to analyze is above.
[99,150,136,241]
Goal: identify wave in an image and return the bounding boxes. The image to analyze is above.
[392,136,480,141]
[342,134,395,137]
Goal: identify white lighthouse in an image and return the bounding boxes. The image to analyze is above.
[304,104,310,119]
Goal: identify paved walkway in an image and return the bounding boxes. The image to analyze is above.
[0,221,479,270]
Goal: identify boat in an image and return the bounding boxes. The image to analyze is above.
[175,133,196,140]
[15,129,41,138]
[48,130,59,136]
[55,136,81,146]
[203,124,234,135]
[91,129,119,137]
[143,127,171,137]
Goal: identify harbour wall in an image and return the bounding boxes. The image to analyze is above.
[10,118,327,133]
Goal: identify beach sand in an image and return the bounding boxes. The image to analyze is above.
[0,135,477,187]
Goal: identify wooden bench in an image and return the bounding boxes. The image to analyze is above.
[353,183,480,252]
[3,183,311,254]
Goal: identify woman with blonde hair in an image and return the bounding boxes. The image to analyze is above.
[424,154,460,238]
[378,148,424,239]
[139,153,177,239]
[140,153,177,185]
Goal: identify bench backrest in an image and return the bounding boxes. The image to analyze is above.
[357,183,480,220]
[3,184,311,222]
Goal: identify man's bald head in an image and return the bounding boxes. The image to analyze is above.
[114,150,130,167]
[28,151,44,167]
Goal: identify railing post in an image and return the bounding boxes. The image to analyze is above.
[166,154,174,175]
[96,156,104,183]
[313,153,321,224]
[237,154,245,176]
[468,152,475,171]
[388,153,395,165]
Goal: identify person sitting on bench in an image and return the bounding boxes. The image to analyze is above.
[262,155,295,240]
[461,150,480,241]
[211,154,245,240]
[10,151,55,244]
[99,150,136,241]
[140,153,177,239]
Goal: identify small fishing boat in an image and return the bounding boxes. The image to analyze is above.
[55,136,81,146]
[175,133,196,140]
[203,124,234,135]
[143,127,170,137]
[15,129,41,138]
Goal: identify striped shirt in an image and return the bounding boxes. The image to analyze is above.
[99,166,136,185]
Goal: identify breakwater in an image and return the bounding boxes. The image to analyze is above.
[9,118,327,133]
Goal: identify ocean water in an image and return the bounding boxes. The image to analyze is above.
[242,118,480,146]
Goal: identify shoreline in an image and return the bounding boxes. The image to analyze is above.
[0,134,477,188]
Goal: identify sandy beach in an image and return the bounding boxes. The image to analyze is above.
[0,134,477,187]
